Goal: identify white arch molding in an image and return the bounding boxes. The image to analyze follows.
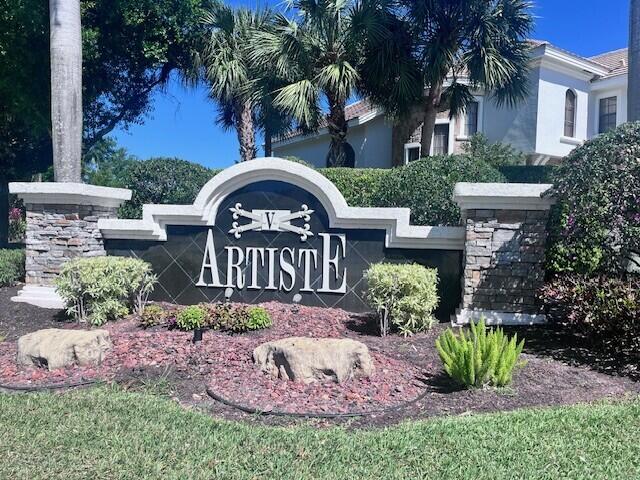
[98,157,465,250]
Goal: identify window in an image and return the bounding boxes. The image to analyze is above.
[404,144,421,163]
[464,101,479,137]
[599,96,617,133]
[433,124,449,155]
[564,90,576,138]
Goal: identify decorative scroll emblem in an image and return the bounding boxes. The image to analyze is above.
[229,203,314,240]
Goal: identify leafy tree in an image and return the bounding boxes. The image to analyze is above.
[387,0,533,165]
[0,0,206,244]
[249,0,407,167]
[83,137,138,187]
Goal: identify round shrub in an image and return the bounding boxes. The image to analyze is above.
[364,263,439,336]
[246,306,272,331]
[55,256,156,326]
[119,158,221,219]
[176,305,207,331]
[374,156,506,225]
[547,122,640,275]
[0,248,25,286]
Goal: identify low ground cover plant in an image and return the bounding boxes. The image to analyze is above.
[436,319,525,388]
[56,256,156,326]
[139,304,168,328]
[364,263,439,336]
[207,303,273,333]
[176,305,207,331]
[0,248,25,286]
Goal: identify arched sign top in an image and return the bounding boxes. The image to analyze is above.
[192,158,350,225]
[98,157,464,250]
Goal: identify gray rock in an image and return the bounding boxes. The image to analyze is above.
[17,328,111,370]
[253,337,374,384]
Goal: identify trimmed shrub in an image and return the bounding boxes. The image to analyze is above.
[118,158,221,219]
[436,319,525,388]
[322,168,390,207]
[176,305,207,331]
[139,304,167,328]
[245,306,273,331]
[56,256,156,326]
[546,122,640,275]
[364,263,439,336]
[0,249,25,286]
[540,274,640,349]
[373,156,506,225]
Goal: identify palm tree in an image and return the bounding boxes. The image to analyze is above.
[249,0,405,167]
[49,0,83,182]
[199,4,275,162]
[392,0,533,163]
[630,0,640,122]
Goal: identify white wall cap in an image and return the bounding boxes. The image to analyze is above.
[453,182,554,211]
[454,308,547,326]
[9,182,132,208]
[100,157,466,250]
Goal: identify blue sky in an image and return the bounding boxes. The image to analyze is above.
[112,0,631,169]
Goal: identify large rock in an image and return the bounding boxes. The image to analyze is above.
[253,337,374,384]
[17,328,112,370]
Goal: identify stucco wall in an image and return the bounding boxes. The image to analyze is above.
[588,75,628,138]
[535,67,590,157]
[482,67,540,154]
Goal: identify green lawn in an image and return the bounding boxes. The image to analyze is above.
[1,388,639,479]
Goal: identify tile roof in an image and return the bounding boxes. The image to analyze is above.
[588,48,629,78]
[276,99,375,141]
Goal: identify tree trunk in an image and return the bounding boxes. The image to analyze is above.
[236,101,256,162]
[49,0,83,182]
[629,0,640,122]
[419,84,443,157]
[0,176,8,249]
[264,126,272,157]
[326,96,348,167]
[391,104,427,166]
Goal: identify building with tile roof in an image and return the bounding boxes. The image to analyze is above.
[273,42,629,167]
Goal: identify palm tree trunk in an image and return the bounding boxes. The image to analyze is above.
[0,176,8,248]
[49,0,82,182]
[419,83,443,157]
[264,125,273,157]
[236,101,256,162]
[326,96,348,167]
[629,0,640,122]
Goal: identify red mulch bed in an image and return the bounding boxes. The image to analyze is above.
[0,286,638,426]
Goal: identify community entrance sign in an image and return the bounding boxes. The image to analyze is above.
[99,158,464,314]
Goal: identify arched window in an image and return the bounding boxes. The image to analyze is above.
[564,90,576,138]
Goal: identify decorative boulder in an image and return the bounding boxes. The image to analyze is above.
[17,329,112,370]
[253,337,374,384]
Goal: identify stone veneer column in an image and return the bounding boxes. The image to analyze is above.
[8,183,131,308]
[452,183,554,325]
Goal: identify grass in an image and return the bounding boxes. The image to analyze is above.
[1,387,639,479]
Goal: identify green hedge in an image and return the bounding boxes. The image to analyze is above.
[119,158,221,219]
[117,155,506,226]
[498,165,556,184]
[0,248,25,286]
